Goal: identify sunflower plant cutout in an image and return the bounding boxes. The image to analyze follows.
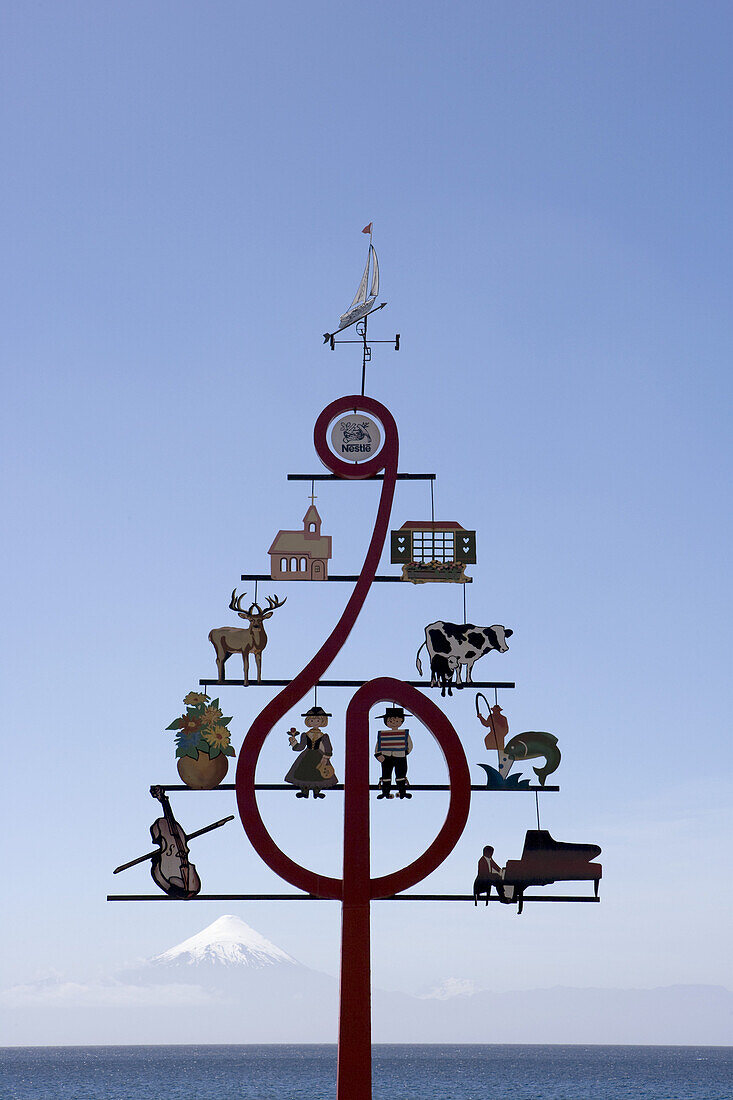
[167,692,236,761]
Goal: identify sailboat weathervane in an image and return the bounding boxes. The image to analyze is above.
[323,225,399,396]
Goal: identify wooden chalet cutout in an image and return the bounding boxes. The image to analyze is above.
[390,520,476,583]
[269,503,332,580]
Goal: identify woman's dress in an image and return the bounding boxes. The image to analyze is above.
[284,732,339,790]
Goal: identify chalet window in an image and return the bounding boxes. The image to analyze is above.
[280,558,288,572]
[290,557,298,572]
[300,558,307,571]
[390,526,476,566]
[309,523,316,532]
[411,529,455,563]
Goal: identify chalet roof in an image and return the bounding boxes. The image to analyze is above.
[268,530,332,558]
[397,520,467,531]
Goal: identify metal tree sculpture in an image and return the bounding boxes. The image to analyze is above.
[235,395,471,1100]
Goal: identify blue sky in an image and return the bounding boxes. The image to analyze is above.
[2,1,731,1017]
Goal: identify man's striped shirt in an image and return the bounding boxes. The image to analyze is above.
[376,730,410,755]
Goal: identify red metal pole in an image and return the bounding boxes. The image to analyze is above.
[337,902,372,1099]
[337,686,373,1100]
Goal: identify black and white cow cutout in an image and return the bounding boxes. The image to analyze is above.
[416,622,513,688]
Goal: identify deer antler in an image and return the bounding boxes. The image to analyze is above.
[265,594,287,611]
[229,589,253,617]
[258,594,287,620]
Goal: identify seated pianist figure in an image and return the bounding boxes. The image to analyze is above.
[473,845,515,906]
[474,831,602,914]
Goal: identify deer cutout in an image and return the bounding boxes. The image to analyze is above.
[209,589,287,684]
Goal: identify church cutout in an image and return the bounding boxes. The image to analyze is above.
[269,503,332,580]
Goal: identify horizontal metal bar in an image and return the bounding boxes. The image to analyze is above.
[287,473,436,481]
[108,893,596,903]
[240,574,436,583]
[157,783,558,793]
[199,679,516,690]
[107,894,321,902]
[381,895,599,903]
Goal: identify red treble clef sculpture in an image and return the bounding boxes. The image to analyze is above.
[235,395,472,1100]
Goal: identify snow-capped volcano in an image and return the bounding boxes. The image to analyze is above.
[149,915,298,969]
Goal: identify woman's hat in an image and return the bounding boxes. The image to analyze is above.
[301,705,332,718]
[376,706,412,721]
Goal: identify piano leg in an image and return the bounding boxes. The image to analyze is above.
[594,879,599,897]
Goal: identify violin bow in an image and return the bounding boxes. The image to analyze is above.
[113,813,235,875]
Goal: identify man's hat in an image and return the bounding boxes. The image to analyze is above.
[301,705,332,718]
[376,706,411,721]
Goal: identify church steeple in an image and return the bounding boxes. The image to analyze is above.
[303,504,321,537]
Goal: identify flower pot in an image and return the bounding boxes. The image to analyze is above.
[177,752,229,789]
[402,561,468,584]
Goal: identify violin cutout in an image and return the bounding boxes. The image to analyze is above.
[113,786,233,899]
[149,786,201,898]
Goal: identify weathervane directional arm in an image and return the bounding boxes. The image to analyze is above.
[323,301,389,346]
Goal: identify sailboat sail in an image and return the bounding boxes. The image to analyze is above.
[368,246,379,300]
[346,248,371,314]
[334,243,379,333]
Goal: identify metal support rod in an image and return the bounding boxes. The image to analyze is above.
[199,679,516,689]
[239,574,472,583]
[360,314,368,397]
[155,783,559,792]
[107,893,598,903]
[287,473,435,481]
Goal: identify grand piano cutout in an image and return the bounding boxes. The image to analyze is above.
[473,830,602,914]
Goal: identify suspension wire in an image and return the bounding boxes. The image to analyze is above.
[535,791,541,830]
[430,479,435,525]
[462,581,467,623]
[254,578,258,605]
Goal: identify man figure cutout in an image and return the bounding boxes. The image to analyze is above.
[374,707,413,800]
[473,844,515,905]
[480,704,509,752]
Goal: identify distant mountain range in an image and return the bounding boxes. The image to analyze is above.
[1,915,731,1046]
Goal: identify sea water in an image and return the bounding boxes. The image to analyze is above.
[1,1045,730,1099]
